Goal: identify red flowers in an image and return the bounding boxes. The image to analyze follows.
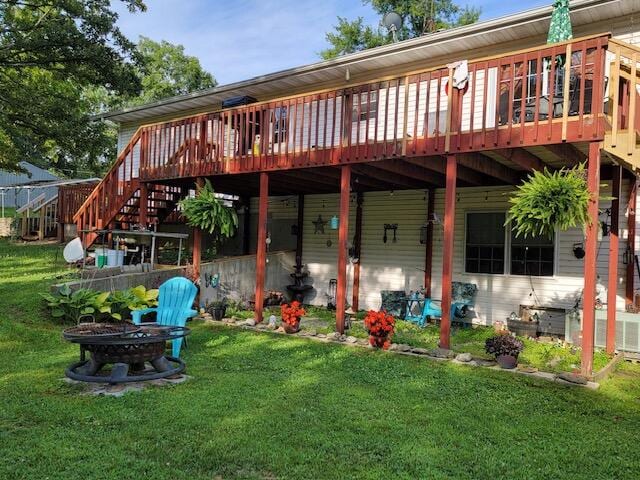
[280,301,306,327]
[364,310,395,349]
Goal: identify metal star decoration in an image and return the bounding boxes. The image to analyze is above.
[312,215,326,234]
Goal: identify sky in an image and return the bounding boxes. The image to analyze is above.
[113,0,553,86]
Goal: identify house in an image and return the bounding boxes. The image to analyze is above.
[73,0,640,376]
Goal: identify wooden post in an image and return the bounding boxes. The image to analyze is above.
[424,189,435,296]
[582,142,601,377]
[38,207,45,241]
[625,179,637,307]
[139,182,148,227]
[255,172,269,323]
[439,155,457,349]
[192,178,204,288]
[352,192,363,311]
[336,165,351,333]
[295,194,305,267]
[606,165,622,354]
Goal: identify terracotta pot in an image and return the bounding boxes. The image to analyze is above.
[496,354,518,369]
[282,319,300,334]
[369,334,390,349]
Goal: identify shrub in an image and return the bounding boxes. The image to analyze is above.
[485,334,524,358]
[41,285,114,324]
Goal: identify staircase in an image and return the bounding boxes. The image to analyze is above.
[73,129,188,247]
[604,39,640,170]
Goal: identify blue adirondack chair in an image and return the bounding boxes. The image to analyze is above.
[132,277,198,358]
[405,282,478,327]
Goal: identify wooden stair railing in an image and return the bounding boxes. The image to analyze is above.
[605,38,640,168]
[73,129,143,247]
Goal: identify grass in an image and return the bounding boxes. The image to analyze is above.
[1,206,16,218]
[1,239,640,479]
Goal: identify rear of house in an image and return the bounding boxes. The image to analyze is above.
[72,0,640,373]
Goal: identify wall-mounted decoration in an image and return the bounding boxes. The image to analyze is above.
[204,273,220,288]
[573,243,585,259]
[383,223,398,243]
[330,215,339,230]
[312,215,326,234]
[326,239,332,247]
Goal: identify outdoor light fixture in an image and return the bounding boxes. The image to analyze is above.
[419,224,428,244]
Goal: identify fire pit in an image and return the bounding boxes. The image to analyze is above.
[63,323,190,384]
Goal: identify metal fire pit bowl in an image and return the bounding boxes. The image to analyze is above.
[62,323,190,384]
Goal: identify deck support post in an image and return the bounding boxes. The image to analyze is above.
[192,178,204,297]
[336,165,351,333]
[295,194,305,268]
[606,165,622,354]
[439,155,457,349]
[139,182,148,227]
[255,172,269,323]
[625,179,637,307]
[352,192,364,311]
[582,142,601,377]
[424,189,435,296]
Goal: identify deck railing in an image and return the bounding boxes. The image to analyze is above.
[132,34,609,181]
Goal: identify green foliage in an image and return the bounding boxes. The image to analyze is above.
[321,0,481,59]
[0,0,146,174]
[180,179,238,243]
[507,164,592,239]
[42,284,158,323]
[41,284,115,323]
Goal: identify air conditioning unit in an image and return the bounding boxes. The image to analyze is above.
[565,310,640,353]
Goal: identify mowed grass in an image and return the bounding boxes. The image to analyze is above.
[1,240,640,479]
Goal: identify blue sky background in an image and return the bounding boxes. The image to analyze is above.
[114,0,552,85]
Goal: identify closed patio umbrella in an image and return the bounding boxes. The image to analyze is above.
[547,0,573,44]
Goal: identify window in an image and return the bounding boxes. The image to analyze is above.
[465,212,505,274]
[352,91,378,122]
[510,232,554,276]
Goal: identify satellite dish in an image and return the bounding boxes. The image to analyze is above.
[63,237,84,263]
[381,12,403,42]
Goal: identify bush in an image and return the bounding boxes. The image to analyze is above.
[485,334,524,358]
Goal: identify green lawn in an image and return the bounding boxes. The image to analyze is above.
[1,239,640,479]
[1,206,16,218]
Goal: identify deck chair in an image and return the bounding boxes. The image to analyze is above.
[404,282,478,327]
[132,276,198,358]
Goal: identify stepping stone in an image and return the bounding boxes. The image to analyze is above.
[428,348,455,359]
[557,372,588,385]
[455,352,472,362]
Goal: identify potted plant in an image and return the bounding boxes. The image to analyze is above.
[364,310,395,350]
[485,333,524,369]
[280,301,306,333]
[206,297,228,321]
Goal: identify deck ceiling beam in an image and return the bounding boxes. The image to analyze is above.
[542,143,585,167]
[492,148,546,172]
[352,164,425,190]
[369,159,441,188]
[456,153,522,185]
[314,167,390,190]
[404,156,482,187]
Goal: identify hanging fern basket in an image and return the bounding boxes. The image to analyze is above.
[179,180,238,244]
[507,164,592,239]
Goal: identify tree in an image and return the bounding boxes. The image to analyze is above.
[129,36,217,107]
[321,0,481,59]
[0,0,146,175]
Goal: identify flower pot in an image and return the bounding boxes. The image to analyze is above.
[212,306,226,321]
[496,354,518,369]
[369,334,390,350]
[282,319,300,334]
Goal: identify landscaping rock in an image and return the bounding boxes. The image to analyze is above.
[455,352,472,362]
[411,348,429,355]
[316,333,326,338]
[357,339,369,346]
[256,324,268,331]
[428,347,455,359]
[547,356,562,368]
[307,329,317,337]
[327,332,340,340]
[245,319,256,327]
[387,343,399,351]
[275,326,285,333]
[471,359,496,367]
[397,344,411,352]
[517,365,538,374]
[338,334,347,342]
[346,336,358,344]
[557,372,588,385]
